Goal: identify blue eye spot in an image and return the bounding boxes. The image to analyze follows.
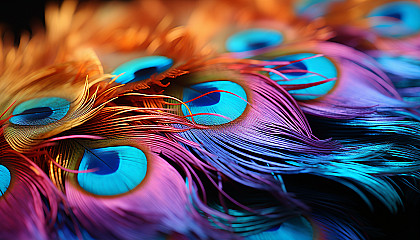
[112,56,173,84]
[21,107,54,120]
[85,150,120,175]
[185,86,221,106]
[226,28,283,53]
[182,81,247,125]
[278,61,308,77]
[246,217,313,240]
[386,12,402,20]
[0,165,11,197]
[267,53,337,101]
[77,146,147,196]
[10,97,71,126]
[368,1,420,38]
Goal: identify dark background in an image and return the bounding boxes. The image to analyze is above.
[0,1,419,239]
[0,1,59,44]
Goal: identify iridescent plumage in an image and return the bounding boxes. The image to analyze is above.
[0,0,419,239]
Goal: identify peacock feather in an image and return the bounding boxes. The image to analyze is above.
[0,0,419,239]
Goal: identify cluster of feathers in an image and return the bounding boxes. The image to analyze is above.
[1,0,420,239]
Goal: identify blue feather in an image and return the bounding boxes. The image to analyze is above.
[368,1,420,38]
[372,53,420,105]
[0,165,11,197]
[181,80,248,125]
[267,53,338,100]
[374,54,420,80]
[10,97,70,126]
[112,56,173,84]
[226,28,283,53]
[77,146,147,196]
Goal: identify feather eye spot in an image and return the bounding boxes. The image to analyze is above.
[0,165,11,197]
[9,97,71,126]
[77,146,147,196]
[368,1,420,38]
[225,28,283,53]
[268,53,337,100]
[182,81,247,125]
[112,56,173,84]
